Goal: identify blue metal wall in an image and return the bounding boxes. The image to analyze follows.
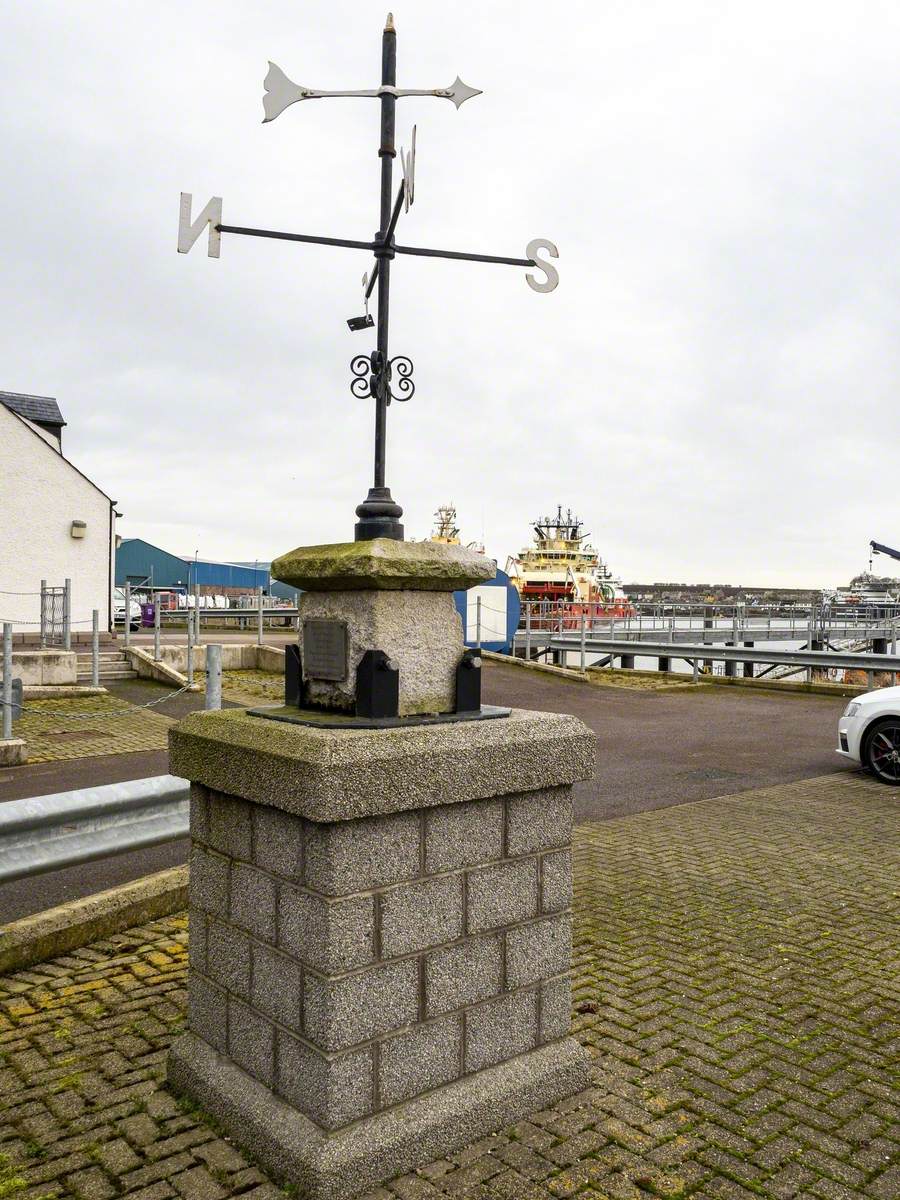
[116,539,269,591]
[454,568,521,653]
[193,559,269,590]
[116,539,191,588]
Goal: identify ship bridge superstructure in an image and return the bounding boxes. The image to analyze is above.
[507,505,632,613]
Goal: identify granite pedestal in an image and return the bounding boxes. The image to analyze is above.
[167,707,594,1199]
[271,538,495,717]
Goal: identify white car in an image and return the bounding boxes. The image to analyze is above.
[114,590,142,632]
[836,687,900,785]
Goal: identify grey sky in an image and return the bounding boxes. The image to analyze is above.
[2,0,898,586]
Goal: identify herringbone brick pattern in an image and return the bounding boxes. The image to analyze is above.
[16,697,173,762]
[1,773,896,1199]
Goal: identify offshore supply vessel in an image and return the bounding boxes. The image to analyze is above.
[506,506,634,617]
[429,504,485,554]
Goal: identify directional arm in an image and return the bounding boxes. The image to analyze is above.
[263,61,481,123]
[208,220,559,290]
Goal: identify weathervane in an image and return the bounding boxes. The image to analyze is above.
[178,12,559,541]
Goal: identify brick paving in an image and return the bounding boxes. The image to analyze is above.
[15,698,173,763]
[190,671,283,707]
[1,773,897,1200]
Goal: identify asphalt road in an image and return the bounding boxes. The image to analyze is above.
[482,663,857,821]
[0,663,859,922]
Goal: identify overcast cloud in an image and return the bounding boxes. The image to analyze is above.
[2,0,899,586]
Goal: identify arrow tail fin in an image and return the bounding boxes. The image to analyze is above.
[263,62,305,123]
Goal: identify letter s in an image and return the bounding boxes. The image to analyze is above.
[525,238,559,293]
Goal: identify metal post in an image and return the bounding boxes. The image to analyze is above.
[257,586,264,646]
[194,584,201,643]
[91,610,100,688]
[476,596,482,651]
[40,579,47,647]
[354,15,403,541]
[186,615,194,687]
[63,578,71,651]
[124,582,131,648]
[2,623,12,741]
[693,657,700,684]
[205,643,222,710]
[525,603,532,660]
[154,598,161,661]
[580,611,586,672]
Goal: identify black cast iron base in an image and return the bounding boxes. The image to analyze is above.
[354,486,404,541]
[248,703,511,730]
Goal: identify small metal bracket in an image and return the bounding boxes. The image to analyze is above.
[284,644,304,707]
[455,650,482,714]
[356,649,400,719]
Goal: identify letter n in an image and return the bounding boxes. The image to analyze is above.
[178,193,222,257]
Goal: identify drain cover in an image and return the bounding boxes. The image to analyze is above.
[43,730,111,742]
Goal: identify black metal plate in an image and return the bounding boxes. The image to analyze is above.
[303,620,347,681]
[247,704,512,730]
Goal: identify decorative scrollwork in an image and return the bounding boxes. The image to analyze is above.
[350,354,371,399]
[349,351,415,405]
[389,356,415,402]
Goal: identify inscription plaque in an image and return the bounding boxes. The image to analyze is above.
[303,619,348,682]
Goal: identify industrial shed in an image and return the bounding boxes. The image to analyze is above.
[116,538,270,598]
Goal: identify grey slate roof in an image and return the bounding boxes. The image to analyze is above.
[0,391,66,428]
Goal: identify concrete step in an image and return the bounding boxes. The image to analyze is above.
[76,669,138,682]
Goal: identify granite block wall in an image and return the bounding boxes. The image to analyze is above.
[186,782,575,1132]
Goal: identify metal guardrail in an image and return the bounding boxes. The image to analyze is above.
[0,775,189,885]
[521,635,900,675]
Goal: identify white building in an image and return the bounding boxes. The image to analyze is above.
[0,392,117,634]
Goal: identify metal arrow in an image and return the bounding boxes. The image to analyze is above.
[263,62,481,123]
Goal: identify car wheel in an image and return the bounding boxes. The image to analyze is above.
[863,718,900,785]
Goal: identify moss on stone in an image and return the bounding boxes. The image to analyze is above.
[271,539,495,592]
[168,707,594,823]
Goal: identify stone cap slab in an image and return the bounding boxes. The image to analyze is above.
[169,708,594,823]
[271,539,495,592]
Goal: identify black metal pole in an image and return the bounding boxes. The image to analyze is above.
[354,13,404,541]
[374,18,394,490]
